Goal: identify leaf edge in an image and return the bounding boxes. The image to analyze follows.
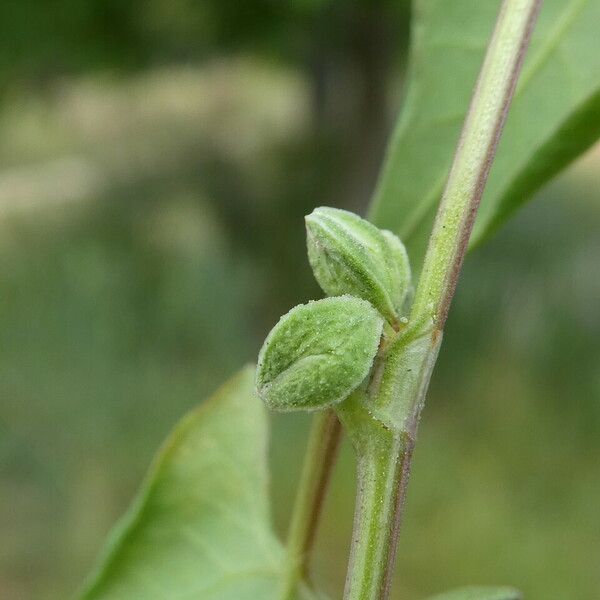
[77,364,259,599]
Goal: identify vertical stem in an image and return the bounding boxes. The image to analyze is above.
[343,427,412,600]
[343,1,542,599]
[279,410,342,600]
[411,0,542,332]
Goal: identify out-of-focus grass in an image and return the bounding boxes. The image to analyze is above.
[0,60,598,600]
[0,61,313,599]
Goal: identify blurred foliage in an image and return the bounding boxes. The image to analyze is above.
[0,2,598,600]
[0,0,409,88]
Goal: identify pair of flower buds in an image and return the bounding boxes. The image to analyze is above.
[256,207,413,412]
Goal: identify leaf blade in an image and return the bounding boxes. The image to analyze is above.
[472,86,600,246]
[369,0,600,261]
[80,366,318,600]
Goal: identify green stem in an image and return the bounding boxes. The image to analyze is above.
[411,0,542,332]
[342,1,541,599]
[279,410,342,600]
[342,422,413,600]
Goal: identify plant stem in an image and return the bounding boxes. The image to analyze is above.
[342,424,413,600]
[338,348,431,600]
[411,0,542,332]
[342,1,541,599]
[279,410,341,600]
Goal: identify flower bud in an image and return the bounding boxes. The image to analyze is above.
[305,207,412,326]
[256,296,383,411]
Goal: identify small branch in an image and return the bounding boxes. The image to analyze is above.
[279,410,342,600]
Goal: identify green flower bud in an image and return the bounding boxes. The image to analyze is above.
[305,207,412,326]
[256,296,383,411]
[381,229,413,312]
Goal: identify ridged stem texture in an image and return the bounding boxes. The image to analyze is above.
[342,1,542,599]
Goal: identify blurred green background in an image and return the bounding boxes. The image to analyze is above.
[0,1,598,599]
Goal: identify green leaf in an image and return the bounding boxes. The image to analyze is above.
[306,207,412,325]
[425,586,522,600]
[256,296,384,411]
[369,0,600,261]
[79,366,322,600]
